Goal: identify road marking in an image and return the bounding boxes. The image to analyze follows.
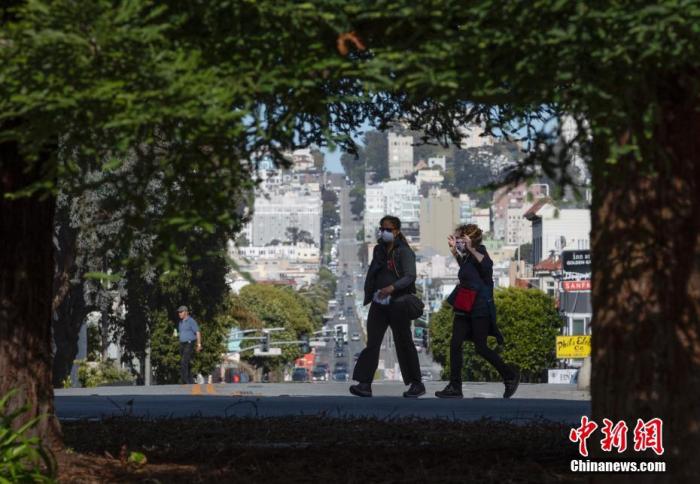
[191,384,202,395]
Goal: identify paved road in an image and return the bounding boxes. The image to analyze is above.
[330,178,441,383]
[55,382,590,423]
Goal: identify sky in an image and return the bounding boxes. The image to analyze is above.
[323,148,345,173]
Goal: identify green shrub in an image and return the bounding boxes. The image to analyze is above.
[0,390,56,483]
[430,288,563,382]
[77,360,134,388]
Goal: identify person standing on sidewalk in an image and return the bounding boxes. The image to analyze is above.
[177,305,201,384]
[350,215,425,398]
[435,224,520,399]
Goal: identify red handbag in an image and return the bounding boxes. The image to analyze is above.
[454,287,477,312]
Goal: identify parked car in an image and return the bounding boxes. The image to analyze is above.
[292,367,309,382]
[350,333,360,342]
[332,369,349,382]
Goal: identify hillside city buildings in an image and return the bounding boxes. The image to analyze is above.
[234,126,593,375]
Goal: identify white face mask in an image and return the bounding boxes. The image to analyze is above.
[380,230,395,243]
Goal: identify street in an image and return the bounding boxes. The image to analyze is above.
[55,381,590,422]
[315,178,440,385]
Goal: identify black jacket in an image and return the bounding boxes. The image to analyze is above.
[446,245,504,345]
[363,238,417,306]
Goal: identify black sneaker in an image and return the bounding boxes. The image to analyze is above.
[403,382,426,398]
[435,382,463,399]
[503,370,520,399]
[349,383,372,397]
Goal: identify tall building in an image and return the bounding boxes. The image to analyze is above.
[419,188,461,256]
[505,205,532,247]
[364,179,420,243]
[492,183,549,243]
[387,132,414,179]
[459,194,473,225]
[244,183,322,247]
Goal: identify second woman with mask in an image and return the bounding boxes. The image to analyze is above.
[350,215,425,398]
[436,224,520,399]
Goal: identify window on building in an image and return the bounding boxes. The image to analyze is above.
[572,318,586,335]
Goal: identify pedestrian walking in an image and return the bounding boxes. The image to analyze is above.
[177,305,201,384]
[351,215,425,398]
[435,224,520,399]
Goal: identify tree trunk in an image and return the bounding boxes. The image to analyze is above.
[0,137,61,445]
[51,216,92,387]
[590,99,700,480]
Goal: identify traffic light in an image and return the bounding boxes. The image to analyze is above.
[336,326,343,342]
[299,334,310,354]
[261,332,270,352]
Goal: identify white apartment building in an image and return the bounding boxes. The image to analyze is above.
[505,205,531,247]
[459,124,495,149]
[228,243,321,289]
[524,200,591,264]
[387,132,414,179]
[289,148,317,172]
[244,184,322,247]
[459,194,473,225]
[364,179,420,242]
[415,169,444,188]
[472,207,491,233]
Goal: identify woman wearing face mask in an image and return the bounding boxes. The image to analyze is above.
[350,215,425,398]
[436,224,520,399]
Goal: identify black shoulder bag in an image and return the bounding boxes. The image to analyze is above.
[389,249,424,320]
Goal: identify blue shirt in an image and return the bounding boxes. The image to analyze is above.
[178,316,200,343]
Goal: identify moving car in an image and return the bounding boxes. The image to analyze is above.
[312,367,328,382]
[332,369,349,382]
[335,349,345,358]
[350,333,360,342]
[292,367,309,382]
[334,361,348,372]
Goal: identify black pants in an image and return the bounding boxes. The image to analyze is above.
[450,313,514,384]
[353,302,422,385]
[180,341,195,384]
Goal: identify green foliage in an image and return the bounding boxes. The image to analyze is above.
[349,185,365,217]
[77,360,134,388]
[86,323,101,362]
[322,200,340,228]
[430,288,562,382]
[147,264,232,384]
[0,390,56,483]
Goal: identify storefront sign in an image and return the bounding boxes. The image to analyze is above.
[562,250,591,292]
[556,335,591,358]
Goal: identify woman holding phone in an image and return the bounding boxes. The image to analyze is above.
[435,224,520,399]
